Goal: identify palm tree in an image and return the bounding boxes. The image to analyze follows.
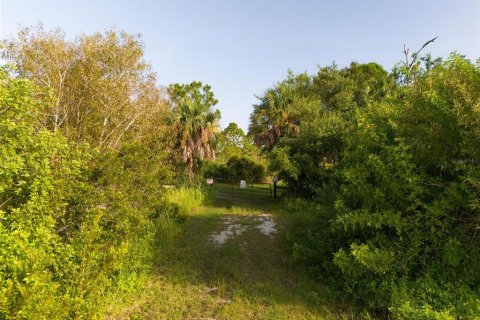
[248,72,312,150]
[169,82,221,177]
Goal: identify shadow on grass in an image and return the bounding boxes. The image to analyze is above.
[148,203,351,319]
[204,182,287,209]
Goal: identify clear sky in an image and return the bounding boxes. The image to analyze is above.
[1,0,479,130]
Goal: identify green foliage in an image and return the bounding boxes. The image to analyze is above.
[4,23,480,319]
[0,26,208,319]
[249,72,313,150]
[204,156,266,182]
[204,122,267,183]
[258,55,480,318]
[164,186,205,216]
[262,62,394,199]
[0,68,86,317]
[0,66,178,318]
[3,25,169,150]
[168,81,221,177]
[215,122,261,162]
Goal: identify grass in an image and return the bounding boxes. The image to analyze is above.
[164,186,205,215]
[105,200,353,319]
[207,182,287,205]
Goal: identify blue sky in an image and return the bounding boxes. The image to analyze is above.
[1,0,479,130]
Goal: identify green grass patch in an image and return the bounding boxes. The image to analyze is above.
[164,186,205,215]
[105,203,354,319]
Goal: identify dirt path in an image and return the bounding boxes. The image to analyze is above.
[106,205,347,320]
[210,213,277,246]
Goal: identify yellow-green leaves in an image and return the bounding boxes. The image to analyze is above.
[3,25,169,150]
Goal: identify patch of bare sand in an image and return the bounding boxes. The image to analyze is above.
[210,214,277,246]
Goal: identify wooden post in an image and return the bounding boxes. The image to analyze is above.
[272,176,278,200]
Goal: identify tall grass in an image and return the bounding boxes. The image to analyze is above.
[164,186,205,216]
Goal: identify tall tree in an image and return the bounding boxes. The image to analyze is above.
[258,62,393,196]
[2,25,168,149]
[248,72,314,150]
[215,122,259,162]
[168,81,221,177]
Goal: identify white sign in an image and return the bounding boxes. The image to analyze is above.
[207,178,214,185]
[240,180,246,189]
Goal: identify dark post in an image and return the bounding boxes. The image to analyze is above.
[272,176,278,200]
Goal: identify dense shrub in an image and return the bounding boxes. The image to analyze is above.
[0,68,178,318]
[0,69,91,318]
[0,26,215,318]
[261,55,480,318]
[333,55,480,319]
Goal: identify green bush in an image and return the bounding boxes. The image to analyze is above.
[0,68,178,318]
[268,55,480,318]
